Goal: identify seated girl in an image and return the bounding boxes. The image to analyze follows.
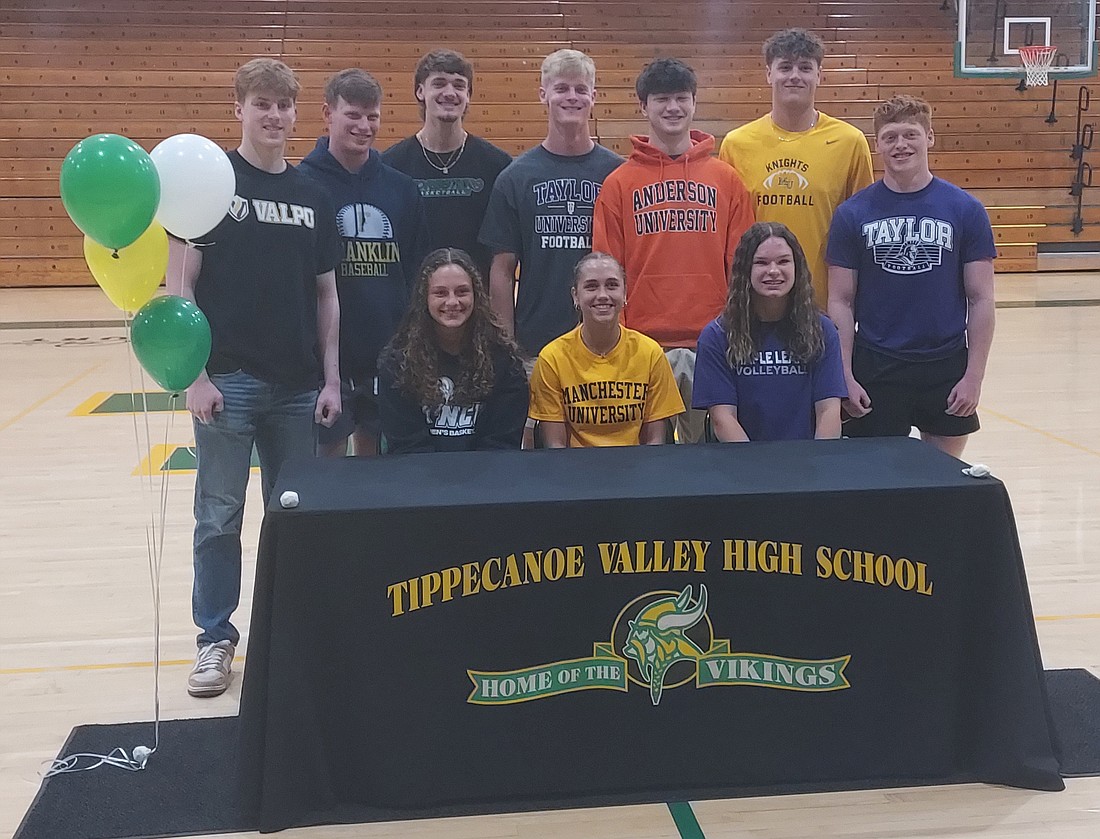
[528,252,684,447]
[692,222,846,441]
[378,248,527,453]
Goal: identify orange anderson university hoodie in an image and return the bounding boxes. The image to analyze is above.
[592,130,754,348]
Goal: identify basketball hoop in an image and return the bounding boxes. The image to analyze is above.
[1019,44,1059,86]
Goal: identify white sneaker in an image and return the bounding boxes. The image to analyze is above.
[188,640,235,697]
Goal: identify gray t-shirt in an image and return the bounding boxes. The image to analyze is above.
[479,143,623,356]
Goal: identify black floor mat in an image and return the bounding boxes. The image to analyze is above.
[14,669,1100,839]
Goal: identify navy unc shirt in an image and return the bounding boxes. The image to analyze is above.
[826,177,996,361]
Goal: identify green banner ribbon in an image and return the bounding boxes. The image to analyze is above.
[697,650,851,692]
[468,647,629,705]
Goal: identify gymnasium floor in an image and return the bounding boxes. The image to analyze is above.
[1,275,1098,838]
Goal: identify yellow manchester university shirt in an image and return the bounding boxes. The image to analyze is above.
[719,112,873,306]
[529,326,685,448]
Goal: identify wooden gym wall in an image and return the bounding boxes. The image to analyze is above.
[1,0,1096,287]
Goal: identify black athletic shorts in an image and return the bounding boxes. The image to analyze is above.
[317,376,380,445]
[843,344,980,439]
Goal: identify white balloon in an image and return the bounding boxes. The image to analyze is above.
[151,134,236,241]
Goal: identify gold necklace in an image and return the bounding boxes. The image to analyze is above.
[772,111,818,141]
[417,132,467,174]
[579,323,621,357]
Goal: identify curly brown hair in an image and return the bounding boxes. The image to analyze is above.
[385,248,520,407]
[721,222,824,366]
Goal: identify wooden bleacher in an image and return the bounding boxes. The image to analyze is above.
[1,0,1096,287]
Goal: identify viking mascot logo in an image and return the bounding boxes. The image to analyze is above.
[622,585,708,705]
[467,583,849,706]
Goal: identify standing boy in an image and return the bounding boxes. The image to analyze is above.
[298,69,429,456]
[168,58,343,697]
[382,49,512,283]
[720,28,873,306]
[827,95,996,458]
[479,48,623,362]
[593,58,754,443]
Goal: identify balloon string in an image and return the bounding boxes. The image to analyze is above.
[47,318,165,776]
[179,242,188,298]
[127,329,166,755]
[149,396,178,755]
[135,364,165,759]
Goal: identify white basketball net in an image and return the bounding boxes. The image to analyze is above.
[1019,45,1058,86]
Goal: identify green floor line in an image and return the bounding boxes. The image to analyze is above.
[94,391,185,414]
[668,802,705,839]
[161,445,260,472]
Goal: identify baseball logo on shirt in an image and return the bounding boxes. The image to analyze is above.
[336,203,393,239]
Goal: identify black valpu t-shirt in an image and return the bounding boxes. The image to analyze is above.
[194,151,342,389]
[381,134,511,282]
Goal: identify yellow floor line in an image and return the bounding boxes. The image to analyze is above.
[69,390,115,417]
[133,443,179,477]
[983,408,1100,459]
[0,361,106,433]
[3,615,1099,676]
[0,656,245,676]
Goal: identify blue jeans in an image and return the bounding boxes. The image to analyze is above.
[192,370,317,647]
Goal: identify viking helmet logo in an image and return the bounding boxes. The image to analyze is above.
[622,585,708,705]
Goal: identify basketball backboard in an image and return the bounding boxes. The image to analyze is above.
[955,0,1098,79]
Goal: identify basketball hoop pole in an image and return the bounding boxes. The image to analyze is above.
[1047,78,1060,123]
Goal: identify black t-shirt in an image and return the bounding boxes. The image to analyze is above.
[381,135,511,282]
[194,152,342,389]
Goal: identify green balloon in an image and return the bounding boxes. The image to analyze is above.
[130,296,212,393]
[60,134,161,250]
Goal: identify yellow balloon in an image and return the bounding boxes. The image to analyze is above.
[82,223,168,314]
